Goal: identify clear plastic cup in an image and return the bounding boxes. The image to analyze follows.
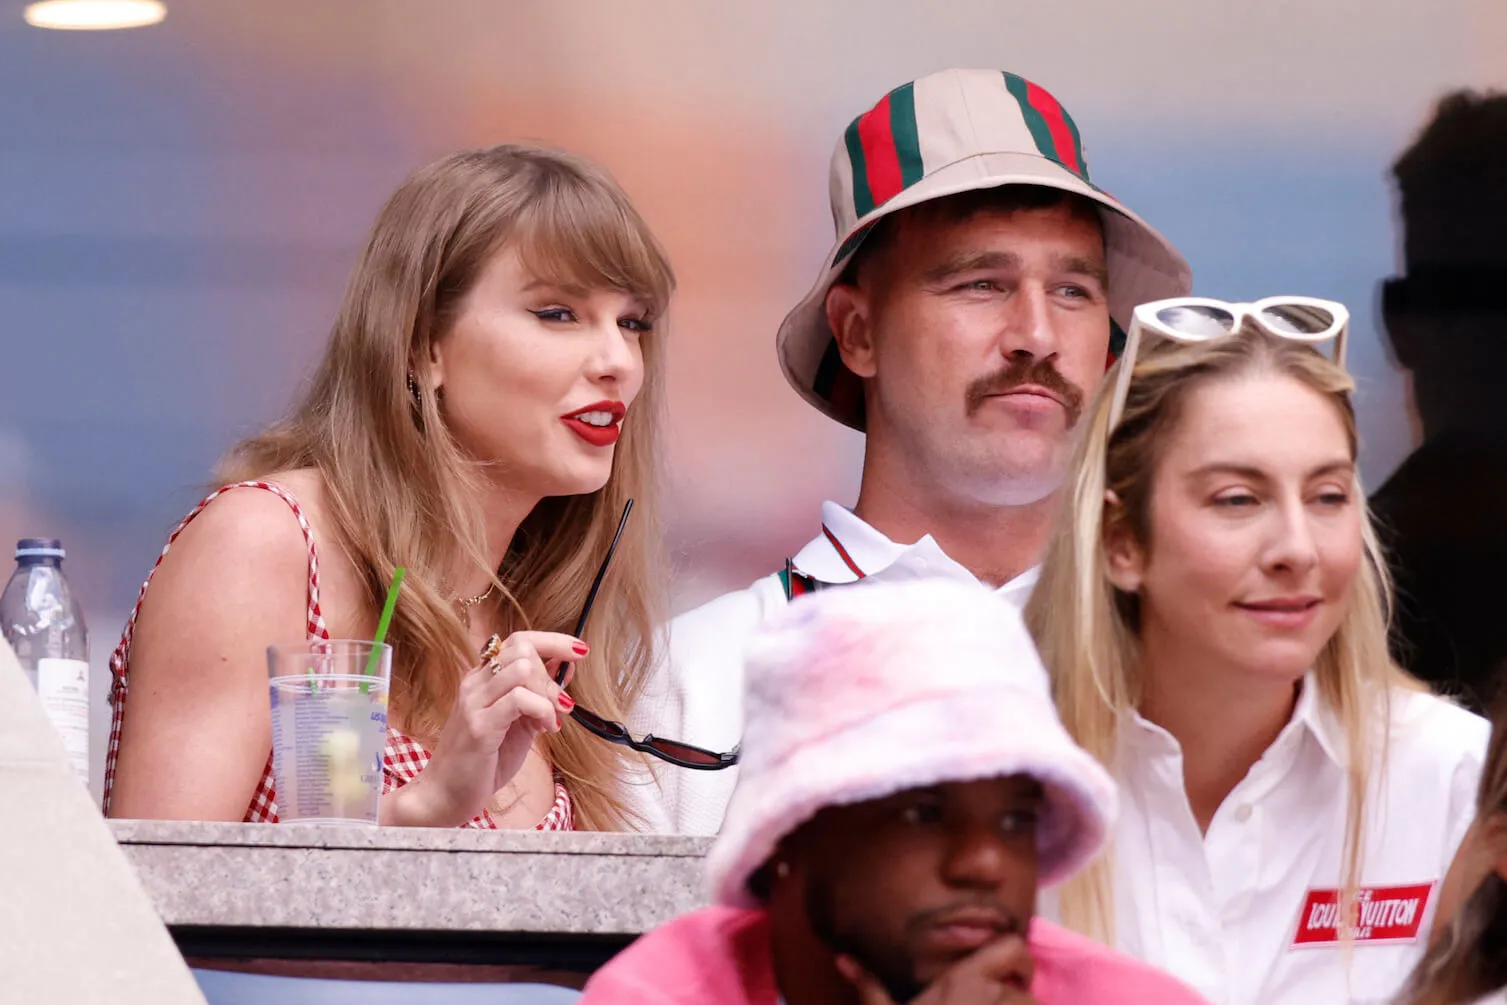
[267,640,391,825]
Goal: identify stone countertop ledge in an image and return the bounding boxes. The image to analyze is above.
[111,820,713,936]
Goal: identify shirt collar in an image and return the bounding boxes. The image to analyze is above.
[1290,671,1349,769]
[1122,671,1348,771]
[791,501,1039,605]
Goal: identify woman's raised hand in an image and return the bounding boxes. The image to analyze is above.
[389,631,580,828]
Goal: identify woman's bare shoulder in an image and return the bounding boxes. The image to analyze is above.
[124,477,321,693]
[135,470,336,616]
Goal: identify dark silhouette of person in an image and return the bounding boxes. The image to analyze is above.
[1372,90,1507,713]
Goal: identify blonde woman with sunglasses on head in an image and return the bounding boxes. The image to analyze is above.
[1026,297,1490,1005]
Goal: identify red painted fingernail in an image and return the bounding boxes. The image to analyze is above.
[558,694,576,710]
[572,643,589,656]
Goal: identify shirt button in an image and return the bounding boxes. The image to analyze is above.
[1235,804,1253,823]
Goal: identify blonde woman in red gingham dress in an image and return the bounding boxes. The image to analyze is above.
[103,481,572,830]
[103,144,676,833]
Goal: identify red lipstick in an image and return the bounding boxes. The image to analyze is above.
[561,400,626,448]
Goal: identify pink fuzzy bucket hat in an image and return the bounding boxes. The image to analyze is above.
[706,579,1117,909]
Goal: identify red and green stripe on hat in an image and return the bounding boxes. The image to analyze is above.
[837,71,1092,250]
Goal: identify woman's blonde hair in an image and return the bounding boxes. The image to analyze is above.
[1399,686,1507,1005]
[1025,322,1415,939]
[219,144,675,830]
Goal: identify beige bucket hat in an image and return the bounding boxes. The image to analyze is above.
[778,68,1193,431]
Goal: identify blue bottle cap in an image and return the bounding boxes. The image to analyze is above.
[14,538,64,561]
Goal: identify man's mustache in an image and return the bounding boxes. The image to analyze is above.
[965,356,1084,427]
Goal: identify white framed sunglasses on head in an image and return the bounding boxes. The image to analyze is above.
[1107,295,1350,430]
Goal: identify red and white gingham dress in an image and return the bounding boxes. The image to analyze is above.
[102,480,574,831]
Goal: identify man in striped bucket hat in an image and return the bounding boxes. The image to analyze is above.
[626,69,1191,834]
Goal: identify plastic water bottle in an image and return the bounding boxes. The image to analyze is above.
[0,538,90,785]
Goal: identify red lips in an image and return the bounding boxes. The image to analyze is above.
[561,400,626,447]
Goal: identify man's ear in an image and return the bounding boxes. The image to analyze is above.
[756,832,807,906]
[826,283,878,379]
[1103,490,1145,594]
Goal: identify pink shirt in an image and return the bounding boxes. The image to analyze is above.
[580,905,1210,1005]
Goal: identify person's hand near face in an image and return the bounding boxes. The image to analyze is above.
[837,933,1041,1005]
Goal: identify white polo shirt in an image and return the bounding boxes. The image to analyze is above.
[1079,675,1488,1005]
[625,500,1035,835]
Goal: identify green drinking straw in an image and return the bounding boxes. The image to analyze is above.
[364,566,405,692]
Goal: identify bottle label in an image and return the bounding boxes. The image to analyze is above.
[37,657,89,786]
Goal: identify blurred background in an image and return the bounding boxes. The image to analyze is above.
[0,0,1503,798]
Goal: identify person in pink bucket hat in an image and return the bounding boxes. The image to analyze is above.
[583,579,1209,1005]
[626,69,1191,834]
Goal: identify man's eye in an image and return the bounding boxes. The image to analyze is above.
[1000,809,1040,833]
[1213,493,1260,508]
[901,802,944,825]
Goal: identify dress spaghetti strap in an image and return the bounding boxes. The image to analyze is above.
[103,480,573,830]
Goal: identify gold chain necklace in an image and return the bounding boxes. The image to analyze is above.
[454,582,496,620]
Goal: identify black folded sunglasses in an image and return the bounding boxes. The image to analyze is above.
[554,499,739,771]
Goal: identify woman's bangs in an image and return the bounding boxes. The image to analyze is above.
[510,178,674,320]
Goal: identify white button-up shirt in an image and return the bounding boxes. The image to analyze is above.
[625,501,1035,835]
[1081,676,1488,1005]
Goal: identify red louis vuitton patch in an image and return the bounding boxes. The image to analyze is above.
[1292,883,1434,947]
